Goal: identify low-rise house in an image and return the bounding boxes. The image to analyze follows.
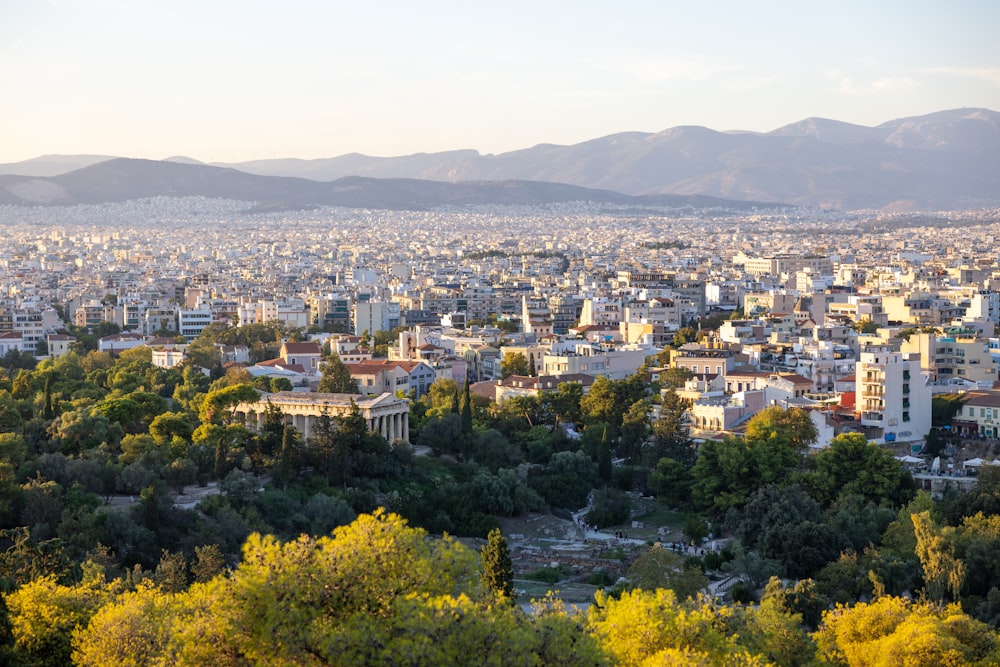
[280,341,322,375]
[98,332,146,354]
[345,360,436,398]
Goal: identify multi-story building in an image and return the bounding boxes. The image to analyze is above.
[178,307,213,340]
[738,254,833,280]
[856,345,931,444]
[521,295,553,337]
[353,300,401,336]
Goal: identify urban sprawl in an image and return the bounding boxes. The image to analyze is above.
[2,197,1000,478]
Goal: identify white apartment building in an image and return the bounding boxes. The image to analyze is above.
[353,300,401,336]
[856,345,931,444]
[178,307,213,340]
[579,297,622,327]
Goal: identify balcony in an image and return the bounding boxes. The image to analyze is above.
[862,411,883,422]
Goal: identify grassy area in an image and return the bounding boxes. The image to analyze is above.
[632,508,687,531]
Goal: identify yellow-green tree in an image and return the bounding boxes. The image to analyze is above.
[587,588,772,666]
[813,595,1000,666]
[71,510,605,666]
[912,510,965,601]
[7,571,120,667]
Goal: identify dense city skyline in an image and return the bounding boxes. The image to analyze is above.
[4,1,999,163]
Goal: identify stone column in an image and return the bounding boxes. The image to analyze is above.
[402,412,409,443]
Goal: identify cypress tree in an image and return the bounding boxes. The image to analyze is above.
[480,527,514,601]
[461,379,473,434]
[598,425,613,483]
[42,375,54,420]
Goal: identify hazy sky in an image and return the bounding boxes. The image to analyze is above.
[4,0,999,163]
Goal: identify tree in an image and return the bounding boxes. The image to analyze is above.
[618,400,650,464]
[913,510,965,602]
[480,528,514,601]
[658,366,694,390]
[580,375,617,427]
[500,352,530,379]
[813,595,1000,667]
[683,514,709,545]
[148,411,195,445]
[317,351,359,394]
[805,432,915,508]
[649,390,694,467]
[460,379,473,435]
[743,405,818,455]
[647,457,693,507]
[626,545,707,600]
[854,318,879,334]
[7,572,118,667]
[200,384,260,425]
[598,427,613,483]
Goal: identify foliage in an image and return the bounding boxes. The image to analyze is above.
[932,394,967,428]
[7,571,120,667]
[71,510,606,666]
[744,406,818,455]
[317,351,359,394]
[802,433,915,508]
[480,528,514,601]
[500,352,530,379]
[813,595,1000,666]
[585,487,631,528]
[587,588,801,666]
[626,545,708,600]
[648,390,695,467]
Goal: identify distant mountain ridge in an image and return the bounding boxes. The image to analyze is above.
[1,108,998,210]
[0,159,768,211]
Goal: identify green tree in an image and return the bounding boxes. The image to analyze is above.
[627,544,708,600]
[658,366,694,390]
[618,400,650,464]
[460,379,473,435]
[598,427,613,483]
[805,432,915,508]
[647,457,693,507]
[744,405,818,455]
[317,351,359,394]
[649,389,694,467]
[500,352,530,379]
[480,527,514,601]
[683,513,709,545]
[148,411,195,445]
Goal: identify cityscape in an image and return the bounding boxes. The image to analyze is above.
[6,1,1000,663]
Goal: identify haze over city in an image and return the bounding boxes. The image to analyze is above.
[4,0,1000,163]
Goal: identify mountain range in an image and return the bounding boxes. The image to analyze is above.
[2,108,998,211]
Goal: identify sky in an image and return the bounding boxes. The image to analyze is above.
[3,0,1000,163]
